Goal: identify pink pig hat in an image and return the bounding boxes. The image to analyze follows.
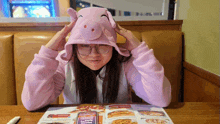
[60,7,130,61]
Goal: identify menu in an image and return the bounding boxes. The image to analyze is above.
[38,104,173,124]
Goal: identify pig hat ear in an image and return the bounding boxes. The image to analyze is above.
[106,10,116,28]
[67,8,78,22]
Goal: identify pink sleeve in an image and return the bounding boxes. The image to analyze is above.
[21,46,66,111]
[124,42,171,107]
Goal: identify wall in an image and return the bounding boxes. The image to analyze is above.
[80,0,165,12]
[177,0,219,75]
[58,0,70,17]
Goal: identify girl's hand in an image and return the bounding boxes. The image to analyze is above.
[114,23,141,51]
[45,21,75,51]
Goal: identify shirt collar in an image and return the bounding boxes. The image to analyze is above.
[98,65,106,79]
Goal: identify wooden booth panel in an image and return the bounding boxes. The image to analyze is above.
[142,30,183,103]
[0,33,16,105]
[184,69,219,102]
[14,32,57,105]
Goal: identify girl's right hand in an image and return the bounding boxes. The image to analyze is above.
[45,21,75,51]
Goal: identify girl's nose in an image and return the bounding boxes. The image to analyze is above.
[90,47,100,56]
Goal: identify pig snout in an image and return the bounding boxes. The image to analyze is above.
[79,20,103,41]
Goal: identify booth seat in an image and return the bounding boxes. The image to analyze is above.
[0,30,183,105]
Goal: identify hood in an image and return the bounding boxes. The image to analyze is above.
[60,7,130,61]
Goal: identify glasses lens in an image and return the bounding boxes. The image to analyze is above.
[77,44,111,55]
[98,44,111,54]
[77,44,91,55]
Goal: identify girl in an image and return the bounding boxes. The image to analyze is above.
[21,7,171,111]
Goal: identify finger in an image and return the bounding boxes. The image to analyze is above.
[66,21,75,32]
[115,23,120,30]
[68,21,75,27]
[118,24,127,33]
[63,22,75,36]
[52,26,67,43]
[115,25,128,39]
[116,23,125,31]
[60,25,67,33]
[115,23,121,32]
[58,39,66,51]
[59,24,70,37]
[59,24,70,36]
[115,23,127,34]
[59,21,74,34]
[115,23,123,35]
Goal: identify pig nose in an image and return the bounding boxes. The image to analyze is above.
[84,25,95,32]
[80,21,102,41]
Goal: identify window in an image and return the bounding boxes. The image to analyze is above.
[72,0,171,21]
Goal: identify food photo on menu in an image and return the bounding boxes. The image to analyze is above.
[69,104,105,124]
[37,104,174,124]
[131,104,173,124]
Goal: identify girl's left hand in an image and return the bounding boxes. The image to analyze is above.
[114,23,141,51]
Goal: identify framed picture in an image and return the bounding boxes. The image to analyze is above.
[7,0,59,18]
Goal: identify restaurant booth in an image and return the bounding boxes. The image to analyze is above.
[0,0,219,123]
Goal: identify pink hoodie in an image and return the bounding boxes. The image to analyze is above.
[21,7,171,111]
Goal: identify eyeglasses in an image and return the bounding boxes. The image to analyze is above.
[76,44,112,56]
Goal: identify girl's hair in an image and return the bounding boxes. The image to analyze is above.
[72,44,131,103]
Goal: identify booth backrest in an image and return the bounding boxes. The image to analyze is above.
[13,32,56,105]
[142,31,183,103]
[0,30,183,105]
[0,33,16,105]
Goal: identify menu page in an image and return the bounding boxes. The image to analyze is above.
[38,104,173,124]
[38,104,105,124]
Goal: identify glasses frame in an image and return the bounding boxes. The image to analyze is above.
[76,44,112,56]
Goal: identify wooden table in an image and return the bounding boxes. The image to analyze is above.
[0,102,219,124]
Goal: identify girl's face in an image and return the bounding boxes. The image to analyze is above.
[76,44,113,70]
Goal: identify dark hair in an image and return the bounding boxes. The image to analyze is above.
[72,44,131,103]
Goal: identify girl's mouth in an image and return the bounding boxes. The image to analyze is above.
[89,60,101,64]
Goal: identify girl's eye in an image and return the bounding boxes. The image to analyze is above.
[79,15,83,18]
[99,44,108,46]
[82,45,90,47]
[79,44,89,47]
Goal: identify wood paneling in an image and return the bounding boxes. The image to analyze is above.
[0,22,68,27]
[117,20,183,31]
[183,62,220,102]
[0,20,183,32]
[116,20,183,26]
[183,62,220,87]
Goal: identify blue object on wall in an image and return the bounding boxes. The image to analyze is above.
[2,0,10,17]
[6,0,57,18]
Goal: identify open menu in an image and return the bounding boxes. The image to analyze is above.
[38,104,173,124]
